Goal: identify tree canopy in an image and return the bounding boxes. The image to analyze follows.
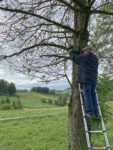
[31,86,55,94]
[0,0,113,82]
[91,3,113,76]
[0,0,113,149]
[0,79,16,95]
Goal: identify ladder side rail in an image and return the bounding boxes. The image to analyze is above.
[96,90,111,150]
[78,83,92,150]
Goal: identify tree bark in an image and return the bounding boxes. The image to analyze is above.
[68,64,87,150]
[68,1,90,149]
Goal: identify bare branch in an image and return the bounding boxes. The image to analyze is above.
[40,54,69,60]
[39,29,69,33]
[72,0,87,11]
[57,0,81,12]
[0,6,78,35]
[89,0,96,7]
[64,72,72,87]
[91,10,113,16]
[94,2,113,10]
[63,61,72,87]
[0,43,69,60]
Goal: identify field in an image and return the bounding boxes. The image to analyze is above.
[0,92,112,150]
[0,92,59,108]
[0,107,68,150]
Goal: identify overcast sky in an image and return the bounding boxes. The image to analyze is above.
[0,8,71,90]
[0,60,70,90]
[0,38,70,90]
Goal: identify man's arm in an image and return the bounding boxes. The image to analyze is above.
[69,51,85,65]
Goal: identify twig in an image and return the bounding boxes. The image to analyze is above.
[40,54,69,60]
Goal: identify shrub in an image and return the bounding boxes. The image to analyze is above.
[0,104,11,110]
[54,100,59,105]
[41,98,47,103]
[57,94,68,106]
[48,99,53,104]
[0,99,5,104]
[16,94,20,99]
[6,97,11,104]
[12,100,23,109]
[15,99,23,109]
[12,101,16,109]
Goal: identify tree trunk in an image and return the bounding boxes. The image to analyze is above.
[68,64,87,150]
[68,1,90,149]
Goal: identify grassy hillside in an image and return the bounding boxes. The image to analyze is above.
[0,92,112,150]
[0,103,112,150]
[0,107,68,150]
[0,92,59,108]
[18,92,59,108]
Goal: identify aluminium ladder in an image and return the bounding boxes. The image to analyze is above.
[78,83,110,150]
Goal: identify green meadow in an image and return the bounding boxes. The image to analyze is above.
[0,92,58,108]
[0,92,112,150]
[0,107,68,150]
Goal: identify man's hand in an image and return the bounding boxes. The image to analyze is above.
[69,48,80,55]
[68,45,80,55]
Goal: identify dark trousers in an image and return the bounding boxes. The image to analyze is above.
[83,83,99,116]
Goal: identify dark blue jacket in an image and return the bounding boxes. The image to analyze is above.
[70,52,99,84]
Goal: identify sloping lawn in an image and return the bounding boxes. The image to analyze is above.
[0,107,68,150]
[0,92,58,108]
[0,102,112,150]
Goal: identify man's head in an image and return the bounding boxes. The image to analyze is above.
[81,46,92,54]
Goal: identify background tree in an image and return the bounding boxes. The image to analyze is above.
[31,86,50,94]
[7,82,16,95]
[57,93,68,106]
[31,87,37,92]
[91,3,113,76]
[0,79,8,95]
[0,0,113,149]
[97,75,113,102]
[0,79,16,95]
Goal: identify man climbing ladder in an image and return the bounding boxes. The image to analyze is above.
[69,46,99,117]
[69,46,111,149]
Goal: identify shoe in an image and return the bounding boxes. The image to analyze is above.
[85,113,92,117]
[85,113,99,118]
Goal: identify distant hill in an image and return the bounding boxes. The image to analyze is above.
[0,88,71,110]
[16,81,70,91]
[19,92,59,107]
[0,92,59,108]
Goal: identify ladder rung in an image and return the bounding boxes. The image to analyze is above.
[92,147,106,149]
[89,130,103,133]
[83,115,102,118]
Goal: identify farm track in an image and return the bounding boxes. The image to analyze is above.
[0,112,64,121]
